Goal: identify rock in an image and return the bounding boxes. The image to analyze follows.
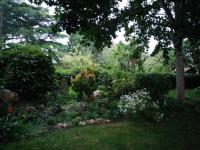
[0,89,19,102]
[87,119,95,124]
[79,121,86,126]
[56,123,70,128]
[105,119,111,123]
[79,118,112,126]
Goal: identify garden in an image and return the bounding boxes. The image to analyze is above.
[0,0,200,149]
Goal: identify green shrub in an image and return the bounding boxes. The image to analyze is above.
[0,45,55,100]
[48,88,78,106]
[114,73,200,106]
[71,69,96,100]
[134,74,173,106]
[157,74,200,90]
[113,80,135,98]
[95,68,113,90]
[118,89,164,122]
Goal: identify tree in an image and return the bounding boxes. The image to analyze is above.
[101,39,147,72]
[121,0,200,103]
[66,32,97,54]
[29,0,121,49]
[0,0,67,57]
[30,0,200,103]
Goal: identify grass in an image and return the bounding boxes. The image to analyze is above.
[1,88,200,150]
[168,88,200,104]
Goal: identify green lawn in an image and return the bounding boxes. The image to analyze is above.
[1,89,200,150]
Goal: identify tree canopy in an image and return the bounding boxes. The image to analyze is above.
[0,0,67,50]
[29,0,122,49]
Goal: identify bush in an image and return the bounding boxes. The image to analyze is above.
[71,69,96,100]
[156,73,200,90]
[115,73,200,106]
[95,68,113,90]
[134,74,173,106]
[118,89,164,122]
[113,80,135,98]
[0,45,55,100]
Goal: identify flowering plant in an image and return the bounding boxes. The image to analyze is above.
[118,89,164,121]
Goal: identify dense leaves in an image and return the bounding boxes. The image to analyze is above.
[29,0,122,49]
[0,45,55,100]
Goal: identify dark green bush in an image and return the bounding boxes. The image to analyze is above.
[0,45,55,100]
[113,81,135,98]
[54,70,80,91]
[161,74,200,89]
[95,69,113,90]
[134,74,173,105]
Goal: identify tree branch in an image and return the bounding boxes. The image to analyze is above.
[160,0,175,28]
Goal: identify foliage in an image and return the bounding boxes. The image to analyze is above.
[183,39,200,73]
[48,88,78,106]
[29,0,121,49]
[144,51,175,74]
[66,32,98,54]
[100,40,147,73]
[71,69,96,100]
[121,0,200,103]
[82,99,120,120]
[118,89,163,121]
[95,68,113,91]
[113,80,135,98]
[57,52,97,75]
[0,44,55,100]
[0,0,67,50]
[134,74,173,106]
[0,114,22,142]
[151,74,200,90]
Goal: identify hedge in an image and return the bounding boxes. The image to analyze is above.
[0,45,55,100]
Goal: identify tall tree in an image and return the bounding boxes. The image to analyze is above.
[121,0,200,103]
[30,0,200,103]
[0,0,67,54]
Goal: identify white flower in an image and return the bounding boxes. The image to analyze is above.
[118,88,163,121]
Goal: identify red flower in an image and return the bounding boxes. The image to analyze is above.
[7,105,13,113]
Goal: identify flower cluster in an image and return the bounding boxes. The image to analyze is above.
[118,89,164,121]
[118,89,150,114]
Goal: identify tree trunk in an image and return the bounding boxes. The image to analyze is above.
[174,38,185,104]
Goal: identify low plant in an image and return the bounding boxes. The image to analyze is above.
[0,114,22,142]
